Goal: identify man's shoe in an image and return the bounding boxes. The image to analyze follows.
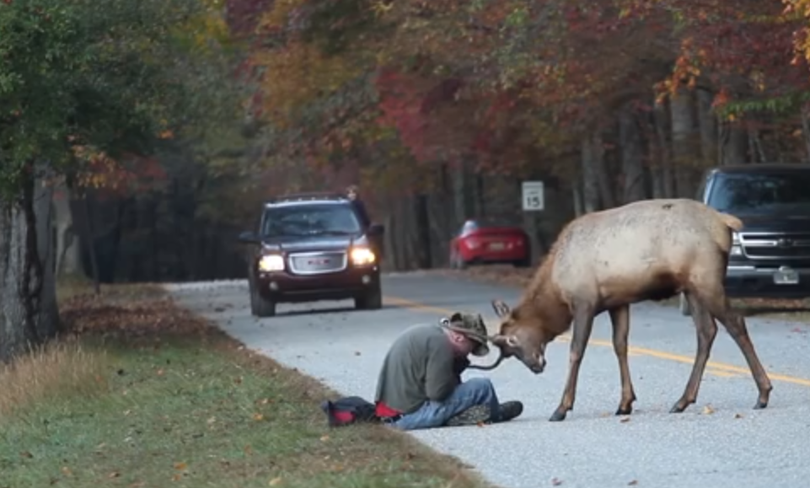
[445,404,492,426]
[494,401,523,422]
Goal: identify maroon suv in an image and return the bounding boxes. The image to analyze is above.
[238,192,385,317]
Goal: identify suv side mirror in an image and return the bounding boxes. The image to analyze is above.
[238,231,259,244]
[368,223,385,236]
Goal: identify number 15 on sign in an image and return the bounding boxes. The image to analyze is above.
[522,181,544,211]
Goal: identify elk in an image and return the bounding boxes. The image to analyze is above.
[468,198,773,422]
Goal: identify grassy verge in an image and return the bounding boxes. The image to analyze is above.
[432,265,810,323]
[0,281,489,488]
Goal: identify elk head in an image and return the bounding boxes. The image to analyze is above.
[471,299,552,374]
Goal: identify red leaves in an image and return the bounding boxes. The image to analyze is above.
[73,153,167,200]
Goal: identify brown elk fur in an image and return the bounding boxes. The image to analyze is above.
[480,198,773,422]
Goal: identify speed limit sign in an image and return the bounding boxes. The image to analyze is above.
[521,181,544,211]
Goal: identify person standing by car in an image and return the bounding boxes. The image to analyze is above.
[373,312,524,430]
[346,184,371,228]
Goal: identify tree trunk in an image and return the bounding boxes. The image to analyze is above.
[53,180,82,278]
[592,132,616,208]
[670,85,698,197]
[0,200,33,362]
[619,105,646,203]
[34,168,59,339]
[413,194,431,269]
[572,179,584,217]
[581,136,600,212]
[653,100,675,197]
[800,105,810,163]
[697,88,718,166]
[0,165,60,363]
[452,161,468,226]
[720,119,748,165]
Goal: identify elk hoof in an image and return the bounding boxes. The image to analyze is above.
[754,400,768,410]
[615,406,633,416]
[549,410,567,422]
[669,403,686,414]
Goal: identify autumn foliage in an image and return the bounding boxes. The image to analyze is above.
[222,0,810,199]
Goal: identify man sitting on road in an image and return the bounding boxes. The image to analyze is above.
[374,312,523,430]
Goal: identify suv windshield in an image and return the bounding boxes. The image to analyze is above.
[708,172,810,215]
[261,203,362,237]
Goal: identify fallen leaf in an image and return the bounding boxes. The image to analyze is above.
[174,462,187,470]
[172,473,182,481]
[207,416,216,425]
[702,405,715,415]
[269,477,283,486]
[61,466,72,476]
[551,477,563,486]
[320,435,330,442]
[156,369,164,376]
[253,413,264,421]
[108,472,121,478]
[234,376,243,385]
[20,451,33,458]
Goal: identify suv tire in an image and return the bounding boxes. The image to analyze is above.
[249,278,276,317]
[355,284,382,310]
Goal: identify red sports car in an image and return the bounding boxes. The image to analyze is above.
[449,218,531,269]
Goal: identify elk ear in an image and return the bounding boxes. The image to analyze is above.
[491,299,510,318]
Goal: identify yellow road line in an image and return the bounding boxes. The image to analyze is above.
[384,295,810,387]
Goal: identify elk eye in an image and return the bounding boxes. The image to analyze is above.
[506,335,519,347]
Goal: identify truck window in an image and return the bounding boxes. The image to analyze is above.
[707,171,810,215]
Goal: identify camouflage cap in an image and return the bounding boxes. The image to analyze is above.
[439,312,490,357]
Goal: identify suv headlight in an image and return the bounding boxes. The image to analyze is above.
[350,247,376,266]
[258,254,285,272]
[730,232,742,256]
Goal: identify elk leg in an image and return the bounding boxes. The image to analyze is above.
[609,305,637,415]
[550,303,596,422]
[706,295,773,409]
[670,291,717,413]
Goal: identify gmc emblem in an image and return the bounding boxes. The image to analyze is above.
[777,238,794,248]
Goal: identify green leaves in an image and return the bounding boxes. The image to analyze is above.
[0,0,236,200]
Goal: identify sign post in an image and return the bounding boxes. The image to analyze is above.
[521,181,544,211]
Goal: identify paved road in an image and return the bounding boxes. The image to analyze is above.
[167,272,810,488]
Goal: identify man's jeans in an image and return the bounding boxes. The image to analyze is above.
[390,377,501,431]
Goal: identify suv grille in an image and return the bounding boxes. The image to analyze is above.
[288,251,347,275]
[740,233,810,260]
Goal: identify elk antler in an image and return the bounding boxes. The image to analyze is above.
[439,317,509,371]
[466,347,506,370]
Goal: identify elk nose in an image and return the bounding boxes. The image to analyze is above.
[532,359,546,374]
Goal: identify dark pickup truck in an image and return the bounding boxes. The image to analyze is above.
[681,163,810,314]
[238,192,385,317]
